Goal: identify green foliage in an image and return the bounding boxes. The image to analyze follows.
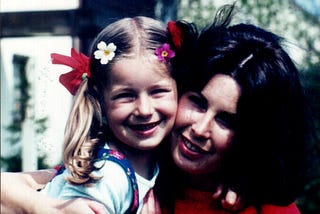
[298,180,320,214]
[0,155,22,172]
[299,64,320,213]
[177,0,219,28]
[2,54,49,172]
[35,117,48,134]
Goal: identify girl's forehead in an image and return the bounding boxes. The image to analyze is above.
[105,57,175,87]
[110,56,172,79]
[105,56,176,93]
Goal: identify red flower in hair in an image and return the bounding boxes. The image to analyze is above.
[51,48,90,95]
[168,21,182,50]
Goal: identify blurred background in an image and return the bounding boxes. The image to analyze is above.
[1,0,319,213]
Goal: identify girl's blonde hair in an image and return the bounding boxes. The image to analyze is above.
[62,16,172,185]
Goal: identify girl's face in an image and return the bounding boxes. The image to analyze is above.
[171,74,240,174]
[104,56,177,151]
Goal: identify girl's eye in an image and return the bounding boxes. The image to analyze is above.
[188,94,207,110]
[112,92,135,101]
[215,112,236,129]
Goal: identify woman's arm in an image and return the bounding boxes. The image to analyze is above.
[212,184,244,211]
[1,171,58,213]
[1,171,107,214]
[140,187,244,214]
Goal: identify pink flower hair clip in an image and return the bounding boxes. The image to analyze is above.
[155,43,175,63]
[51,48,90,95]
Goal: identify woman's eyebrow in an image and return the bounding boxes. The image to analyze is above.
[196,91,209,106]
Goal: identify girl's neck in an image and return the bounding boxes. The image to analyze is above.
[108,140,156,180]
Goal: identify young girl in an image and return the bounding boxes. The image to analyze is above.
[41,16,178,213]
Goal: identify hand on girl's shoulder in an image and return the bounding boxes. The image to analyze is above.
[212,185,245,212]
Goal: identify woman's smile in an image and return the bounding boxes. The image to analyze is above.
[179,134,212,159]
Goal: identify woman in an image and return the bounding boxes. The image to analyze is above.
[153,4,313,213]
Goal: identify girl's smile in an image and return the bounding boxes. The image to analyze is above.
[126,120,162,137]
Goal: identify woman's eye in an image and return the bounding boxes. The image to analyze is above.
[216,112,236,129]
[188,94,207,110]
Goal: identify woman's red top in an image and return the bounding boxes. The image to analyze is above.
[173,188,300,214]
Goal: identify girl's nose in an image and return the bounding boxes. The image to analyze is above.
[191,113,212,139]
[134,94,153,117]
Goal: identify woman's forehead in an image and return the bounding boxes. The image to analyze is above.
[202,74,240,114]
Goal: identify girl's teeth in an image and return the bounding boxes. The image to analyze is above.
[130,121,160,131]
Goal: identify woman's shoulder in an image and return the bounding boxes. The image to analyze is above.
[259,203,300,214]
[238,203,300,214]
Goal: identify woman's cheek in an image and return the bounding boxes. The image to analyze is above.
[214,128,234,154]
[175,101,196,126]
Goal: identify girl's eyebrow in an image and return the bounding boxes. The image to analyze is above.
[108,85,134,93]
[150,82,175,89]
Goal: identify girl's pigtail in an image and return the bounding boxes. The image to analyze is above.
[51,48,104,185]
[63,80,102,185]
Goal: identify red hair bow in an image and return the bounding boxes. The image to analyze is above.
[51,48,90,95]
[168,21,182,50]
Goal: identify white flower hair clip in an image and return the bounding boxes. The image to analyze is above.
[94,41,117,64]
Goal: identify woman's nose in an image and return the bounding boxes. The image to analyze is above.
[191,113,212,139]
[134,94,153,117]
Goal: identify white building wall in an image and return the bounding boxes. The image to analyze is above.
[1,37,74,171]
